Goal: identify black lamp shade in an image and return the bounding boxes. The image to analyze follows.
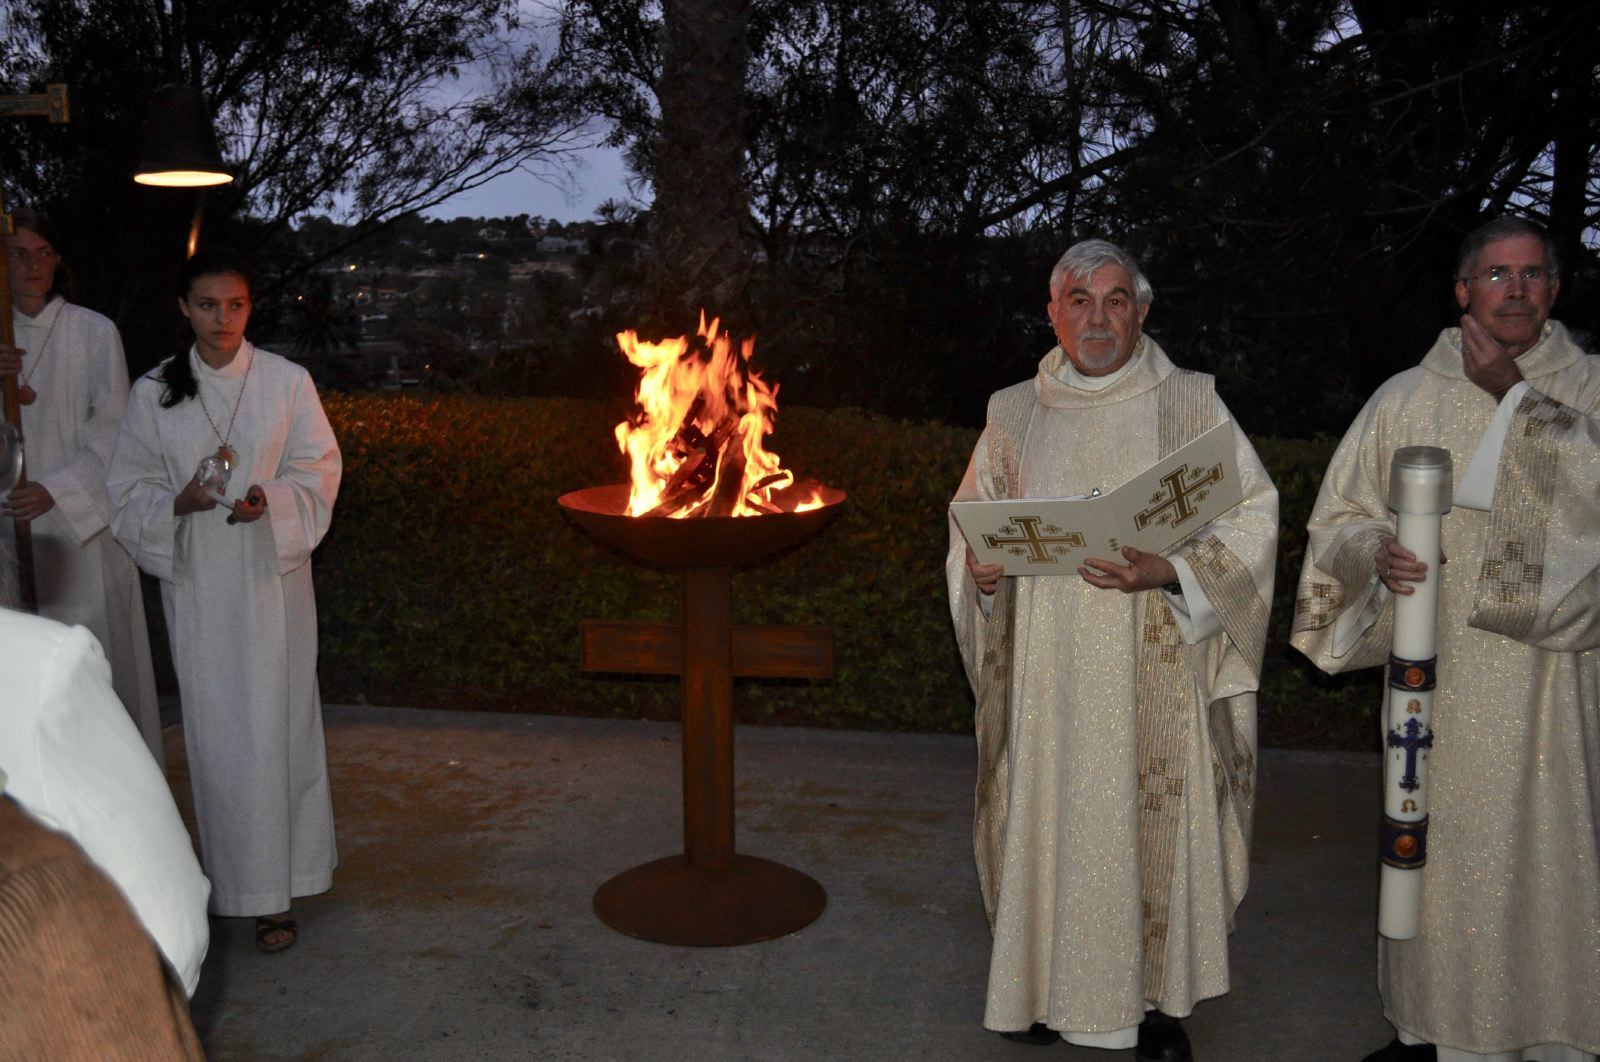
[133,83,232,187]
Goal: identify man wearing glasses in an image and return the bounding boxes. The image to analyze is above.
[1291,216,1600,1062]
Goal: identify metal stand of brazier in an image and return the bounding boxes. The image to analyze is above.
[558,484,846,946]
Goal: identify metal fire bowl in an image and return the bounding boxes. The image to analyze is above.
[557,483,847,569]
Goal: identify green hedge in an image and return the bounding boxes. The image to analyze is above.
[308,394,1378,748]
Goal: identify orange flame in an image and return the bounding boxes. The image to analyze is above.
[614,313,817,517]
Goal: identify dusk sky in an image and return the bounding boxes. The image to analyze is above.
[423,141,638,223]
[419,9,640,224]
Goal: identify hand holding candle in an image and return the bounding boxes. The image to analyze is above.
[227,485,266,525]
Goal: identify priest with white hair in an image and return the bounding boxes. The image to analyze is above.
[947,238,1279,1061]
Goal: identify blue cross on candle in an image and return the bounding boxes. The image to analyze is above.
[1387,716,1434,792]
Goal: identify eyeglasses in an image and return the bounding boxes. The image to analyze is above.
[7,247,60,265]
[1460,266,1555,285]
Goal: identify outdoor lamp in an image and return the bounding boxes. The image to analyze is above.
[133,83,232,187]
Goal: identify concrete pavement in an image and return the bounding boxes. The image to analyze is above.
[170,705,1392,1061]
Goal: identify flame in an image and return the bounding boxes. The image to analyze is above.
[614,313,819,517]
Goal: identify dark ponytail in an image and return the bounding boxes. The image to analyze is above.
[159,246,257,408]
[157,348,199,408]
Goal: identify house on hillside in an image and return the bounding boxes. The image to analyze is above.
[536,235,584,256]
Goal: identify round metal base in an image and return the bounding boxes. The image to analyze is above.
[593,854,826,946]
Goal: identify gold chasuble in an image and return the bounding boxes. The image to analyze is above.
[1292,322,1600,1058]
[947,338,1278,1035]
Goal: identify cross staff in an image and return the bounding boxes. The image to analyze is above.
[0,83,71,611]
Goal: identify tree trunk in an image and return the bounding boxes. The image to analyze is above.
[647,0,753,335]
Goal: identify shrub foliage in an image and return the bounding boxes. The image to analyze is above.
[310,394,1376,747]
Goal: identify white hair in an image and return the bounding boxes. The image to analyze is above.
[1049,239,1154,311]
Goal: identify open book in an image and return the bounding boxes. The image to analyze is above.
[950,420,1244,576]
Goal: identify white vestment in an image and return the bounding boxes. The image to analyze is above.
[108,342,341,916]
[6,298,161,765]
[0,607,210,995]
[1292,322,1600,1060]
[947,339,1278,1039]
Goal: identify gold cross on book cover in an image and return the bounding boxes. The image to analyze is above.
[950,421,1243,576]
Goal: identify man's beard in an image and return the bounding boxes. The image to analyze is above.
[1074,330,1124,371]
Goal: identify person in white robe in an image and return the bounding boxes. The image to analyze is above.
[2,210,163,766]
[947,239,1278,1061]
[1291,216,1600,1062]
[108,246,341,954]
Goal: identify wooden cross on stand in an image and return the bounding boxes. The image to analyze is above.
[559,484,845,946]
[578,555,834,945]
[582,583,833,688]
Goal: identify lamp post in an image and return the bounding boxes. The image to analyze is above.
[0,83,71,611]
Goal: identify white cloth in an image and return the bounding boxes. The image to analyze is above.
[1454,380,1531,511]
[948,339,1279,1036]
[1292,322,1600,1058]
[0,607,210,995]
[108,342,342,916]
[6,298,162,765]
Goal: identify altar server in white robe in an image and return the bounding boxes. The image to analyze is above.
[2,210,162,766]
[108,246,341,955]
[1292,216,1600,1062]
[947,239,1278,1061]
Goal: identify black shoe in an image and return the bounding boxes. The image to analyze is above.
[1136,1010,1192,1062]
[1361,1040,1437,1062]
[998,1023,1061,1046]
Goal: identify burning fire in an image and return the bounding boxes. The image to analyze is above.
[614,313,819,518]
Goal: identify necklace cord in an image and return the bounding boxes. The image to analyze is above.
[16,303,63,390]
[195,344,254,454]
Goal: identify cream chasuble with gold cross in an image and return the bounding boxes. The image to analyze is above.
[946,338,1278,1039]
[1292,321,1600,1061]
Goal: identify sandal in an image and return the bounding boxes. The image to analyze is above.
[255,916,298,954]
